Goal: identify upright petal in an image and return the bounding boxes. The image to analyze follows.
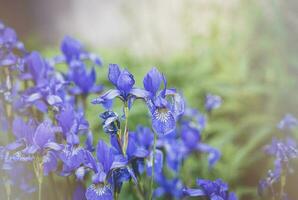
[96,140,114,173]
[33,120,56,149]
[143,67,163,96]
[116,70,135,94]
[108,64,121,86]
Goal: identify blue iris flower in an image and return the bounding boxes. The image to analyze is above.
[183,178,237,200]
[205,93,222,112]
[60,36,102,66]
[20,74,66,113]
[277,114,298,130]
[99,111,120,136]
[264,137,298,178]
[6,118,63,176]
[0,21,26,70]
[56,103,89,145]
[154,173,184,199]
[68,66,103,96]
[143,67,185,135]
[21,51,53,86]
[84,140,133,200]
[92,64,149,108]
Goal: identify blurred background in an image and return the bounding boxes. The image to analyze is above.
[1,0,298,199]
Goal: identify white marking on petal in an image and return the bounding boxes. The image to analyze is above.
[153,108,170,123]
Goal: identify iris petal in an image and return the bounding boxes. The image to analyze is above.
[85,184,113,200]
[152,108,176,135]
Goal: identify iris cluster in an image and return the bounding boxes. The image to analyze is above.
[0,21,237,200]
[258,114,298,200]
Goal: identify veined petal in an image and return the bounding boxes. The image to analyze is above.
[85,184,113,200]
[152,108,176,136]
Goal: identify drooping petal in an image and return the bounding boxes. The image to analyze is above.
[85,184,113,200]
[152,108,176,136]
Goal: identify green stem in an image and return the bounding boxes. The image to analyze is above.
[149,131,157,200]
[122,105,129,155]
[38,179,42,200]
[4,181,11,200]
[33,157,43,200]
[280,167,287,198]
[49,173,58,199]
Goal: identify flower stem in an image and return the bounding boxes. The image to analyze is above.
[149,131,157,200]
[49,173,58,199]
[4,181,11,200]
[33,157,43,200]
[280,167,287,198]
[122,105,129,155]
[38,179,42,200]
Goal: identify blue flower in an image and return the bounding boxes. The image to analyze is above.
[154,173,184,199]
[56,103,89,144]
[60,145,87,176]
[143,67,184,135]
[84,140,130,200]
[69,66,103,96]
[60,36,102,66]
[92,64,149,108]
[99,111,120,136]
[265,137,298,163]
[277,114,298,130]
[22,51,53,86]
[7,118,63,175]
[205,93,222,112]
[183,179,237,200]
[0,21,26,69]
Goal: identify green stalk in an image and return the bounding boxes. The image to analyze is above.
[4,181,11,200]
[49,173,58,199]
[33,157,43,200]
[122,105,129,155]
[148,131,157,200]
[280,167,287,198]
